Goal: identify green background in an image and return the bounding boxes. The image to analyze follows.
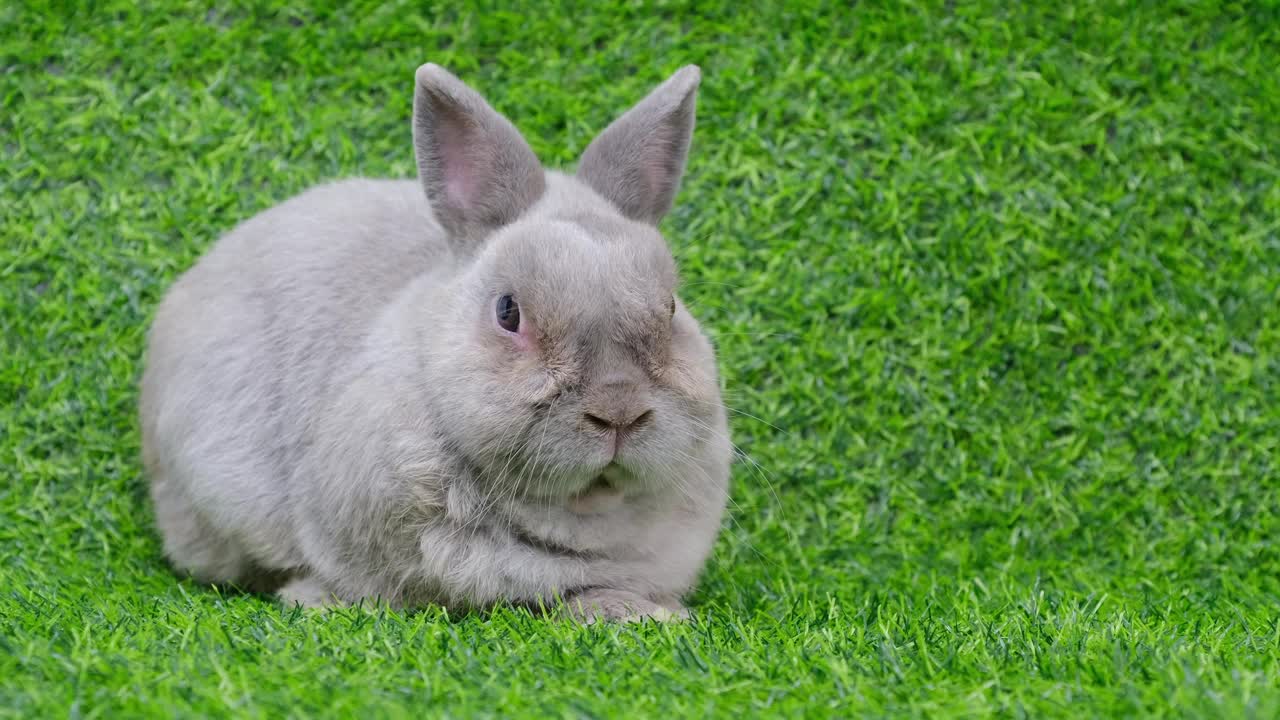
[3,1,1279,717]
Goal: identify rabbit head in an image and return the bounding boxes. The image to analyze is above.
[408,64,727,501]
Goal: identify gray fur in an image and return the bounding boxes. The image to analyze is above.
[577,65,700,225]
[139,64,730,621]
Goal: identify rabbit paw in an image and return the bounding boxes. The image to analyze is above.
[566,589,689,624]
[277,576,344,610]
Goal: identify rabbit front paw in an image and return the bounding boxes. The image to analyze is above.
[277,575,344,610]
[565,589,689,624]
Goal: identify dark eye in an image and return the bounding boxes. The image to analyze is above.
[496,294,520,332]
[668,294,677,318]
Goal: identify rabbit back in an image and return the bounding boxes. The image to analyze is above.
[140,179,444,584]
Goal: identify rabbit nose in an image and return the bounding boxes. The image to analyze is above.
[583,371,653,447]
[582,377,654,440]
[583,407,655,434]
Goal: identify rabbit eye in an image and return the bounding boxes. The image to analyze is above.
[668,294,676,318]
[496,294,520,332]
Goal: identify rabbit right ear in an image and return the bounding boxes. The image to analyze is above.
[576,66,701,226]
[413,64,546,247]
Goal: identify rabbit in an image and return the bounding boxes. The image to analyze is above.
[138,62,732,622]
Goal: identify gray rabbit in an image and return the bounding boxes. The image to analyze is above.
[139,64,731,622]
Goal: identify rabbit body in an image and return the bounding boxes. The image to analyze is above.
[140,65,730,620]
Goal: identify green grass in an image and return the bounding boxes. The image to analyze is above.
[4,0,1280,716]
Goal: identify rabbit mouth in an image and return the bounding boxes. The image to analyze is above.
[568,470,625,514]
[597,462,632,487]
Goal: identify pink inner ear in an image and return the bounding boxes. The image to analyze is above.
[640,134,676,200]
[438,119,476,210]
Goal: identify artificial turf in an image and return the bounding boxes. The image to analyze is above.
[3,1,1280,717]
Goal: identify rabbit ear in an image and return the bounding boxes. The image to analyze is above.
[413,64,546,245]
[576,66,700,226]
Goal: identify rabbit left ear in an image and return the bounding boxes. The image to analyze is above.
[576,66,701,226]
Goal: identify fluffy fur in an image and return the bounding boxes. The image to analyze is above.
[138,63,731,622]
